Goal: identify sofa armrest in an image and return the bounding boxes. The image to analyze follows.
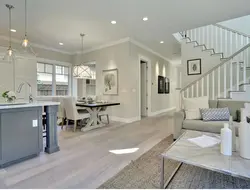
[173,110,185,139]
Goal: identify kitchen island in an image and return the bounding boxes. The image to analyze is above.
[0,101,60,168]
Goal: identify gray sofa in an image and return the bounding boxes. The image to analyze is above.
[174,99,249,139]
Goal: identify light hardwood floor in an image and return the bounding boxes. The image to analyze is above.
[0,113,174,188]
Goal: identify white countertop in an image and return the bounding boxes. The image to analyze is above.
[0,101,60,110]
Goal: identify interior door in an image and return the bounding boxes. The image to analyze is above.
[141,62,148,117]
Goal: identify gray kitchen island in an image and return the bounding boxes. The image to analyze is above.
[0,101,60,168]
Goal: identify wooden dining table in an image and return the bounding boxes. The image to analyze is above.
[76,102,120,132]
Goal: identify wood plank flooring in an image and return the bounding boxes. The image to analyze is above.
[0,113,174,188]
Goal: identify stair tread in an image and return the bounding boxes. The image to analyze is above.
[211,53,223,55]
[228,90,246,92]
[239,83,250,86]
[194,44,205,47]
[186,41,198,44]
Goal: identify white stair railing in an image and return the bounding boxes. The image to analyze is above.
[182,24,250,62]
[179,42,250,106]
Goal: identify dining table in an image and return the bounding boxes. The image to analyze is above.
[76,102,120,132]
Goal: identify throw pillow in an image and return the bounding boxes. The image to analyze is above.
[200,107,230,121]
[183,96,209,120]
[185,109,201,120]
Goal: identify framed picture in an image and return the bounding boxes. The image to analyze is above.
[158,76,165,94]
[103,69,118,95]
[187,59,201,75]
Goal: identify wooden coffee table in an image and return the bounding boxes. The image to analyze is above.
[160,130,250,188]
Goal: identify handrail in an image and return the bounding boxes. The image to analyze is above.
[213,24,250,39]
[180,42,250,92]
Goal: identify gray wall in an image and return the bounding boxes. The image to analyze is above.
[73,41,175,119]
[129,42,175,113]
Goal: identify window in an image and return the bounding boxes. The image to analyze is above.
[37,63,70,96]
[37,63,53,96]
[55,65,69,96]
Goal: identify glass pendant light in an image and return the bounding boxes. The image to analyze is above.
[73,34,92,79]
[3,4,15,63]
[21,0,36,55]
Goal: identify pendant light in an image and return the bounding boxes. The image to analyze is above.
[73,34,92,78]
[21,0,36,55]
[3,4,15,63]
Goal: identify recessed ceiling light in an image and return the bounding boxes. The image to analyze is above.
[59,42,64,46]
[160,41,164,44]
[111,20,117,24]
[10,29,16,32]
[143,17,148,21]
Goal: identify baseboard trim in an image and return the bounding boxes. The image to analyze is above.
[110,116,141,123]
[148,107,176,117]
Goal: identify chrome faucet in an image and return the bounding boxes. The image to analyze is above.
[17,82,33,103]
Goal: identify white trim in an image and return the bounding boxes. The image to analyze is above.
[110,116,140,123]
[0,35,72,55]
[139,55,152,117]
[148,107,176,117]
[37,58,72,67]
[0,35,172,62]
[76,37,130,54]
[74,37,171,62]
[130,38,171,62]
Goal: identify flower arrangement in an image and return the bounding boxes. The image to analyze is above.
[2,91,16,103]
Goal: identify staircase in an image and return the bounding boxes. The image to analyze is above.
[176,24,250,109]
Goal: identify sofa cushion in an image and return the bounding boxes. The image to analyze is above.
[183,120,225,134]
[217,100,250,121]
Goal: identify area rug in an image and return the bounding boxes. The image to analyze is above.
[98,134,250,189]
[167,163,250,189]
[98,135,180,189]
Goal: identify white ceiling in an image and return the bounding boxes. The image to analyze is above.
[1,0,250,59]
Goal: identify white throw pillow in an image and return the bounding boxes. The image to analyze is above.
[185,109,201,120]
[183,96,209,120]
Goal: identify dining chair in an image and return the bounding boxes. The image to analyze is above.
[98,107,109,124]
[63,97,90,132]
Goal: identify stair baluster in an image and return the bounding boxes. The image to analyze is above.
[224,64,227,98]
[236,62,240,91]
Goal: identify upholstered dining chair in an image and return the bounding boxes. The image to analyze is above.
[63,97,90,132]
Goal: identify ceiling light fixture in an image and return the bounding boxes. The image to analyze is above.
[143,17,148,21]
[73,33,92,79]
[3,4,15,63]
[10,29,16,32]
[59,42,64,46]
[21,0,36,55]
[160,41,164,44]
[111,20,117,24]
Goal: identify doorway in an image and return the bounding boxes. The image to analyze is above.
[140,60,148,117]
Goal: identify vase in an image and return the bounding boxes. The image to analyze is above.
[5,98,14,103]
[239,121,250,159]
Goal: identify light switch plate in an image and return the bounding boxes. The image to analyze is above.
[32,120,38,127]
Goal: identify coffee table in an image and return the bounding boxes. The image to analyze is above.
[160,130,250,188]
